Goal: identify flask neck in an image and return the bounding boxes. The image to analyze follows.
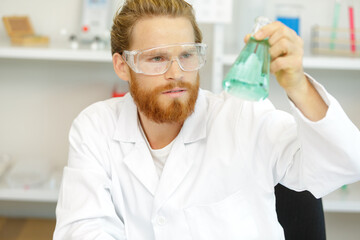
[251,16,272,35]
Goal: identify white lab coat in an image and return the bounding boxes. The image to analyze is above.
[54,77,360,240]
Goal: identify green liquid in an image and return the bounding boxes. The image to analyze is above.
[223,37,270,101]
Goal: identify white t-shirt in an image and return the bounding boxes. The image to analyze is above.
[138,120,175,178]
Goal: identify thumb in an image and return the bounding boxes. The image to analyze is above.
[244,34,251,43]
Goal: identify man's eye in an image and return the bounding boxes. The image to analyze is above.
[150,56,165,62]
[181,53,193,59]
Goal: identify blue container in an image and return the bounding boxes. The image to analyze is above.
[276,16,300,35]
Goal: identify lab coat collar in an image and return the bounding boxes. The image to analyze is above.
[113,93,142,143]
[180,89,207,143]
[112,94,159,195]
[112,90,207,198]
[113,89,207,144]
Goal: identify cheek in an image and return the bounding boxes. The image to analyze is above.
[131,74,156,91]
[184,72,199,82]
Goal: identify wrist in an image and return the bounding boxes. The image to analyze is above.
[285,74,309,101]
[285,74,329,121]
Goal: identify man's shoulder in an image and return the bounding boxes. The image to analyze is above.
[72,94,133,131]
[68,94,136,139]
[79,96,126,118]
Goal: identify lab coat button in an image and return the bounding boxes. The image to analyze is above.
[156,216,166,226]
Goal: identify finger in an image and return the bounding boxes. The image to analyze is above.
[244,34,251,43]
[270,55,303,74]
[267,25,298,47]
[271,37,304,61]
[269,38,294,60]
[254,21,297,45]
[253,21,284,40]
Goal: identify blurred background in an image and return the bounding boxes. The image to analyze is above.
[0,0,359,239]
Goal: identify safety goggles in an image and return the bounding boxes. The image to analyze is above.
[122,43,207,75]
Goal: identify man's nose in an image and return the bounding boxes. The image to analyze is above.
[164,58,184,80]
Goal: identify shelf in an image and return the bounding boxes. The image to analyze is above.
[303,56,360,70]
[323,182,360,213]
[221,54,360,70]
[0,179,59,203]
[2,42,360,69]
[0,164,61,203]
[0,188,58,202]
[0,41,112,62]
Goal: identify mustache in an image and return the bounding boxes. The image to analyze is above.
[154,81,193,93]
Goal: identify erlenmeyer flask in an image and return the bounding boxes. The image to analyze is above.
[223,16,272,101]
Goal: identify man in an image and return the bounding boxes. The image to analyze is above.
[54,0,360,239]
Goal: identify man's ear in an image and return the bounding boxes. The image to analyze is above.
[113,53,131,82]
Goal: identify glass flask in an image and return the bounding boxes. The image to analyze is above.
[223,16,272,101]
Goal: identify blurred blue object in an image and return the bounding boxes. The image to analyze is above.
[276,16,300,35]
[275,4,302,36]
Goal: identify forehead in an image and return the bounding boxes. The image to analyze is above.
[130,16,195,50]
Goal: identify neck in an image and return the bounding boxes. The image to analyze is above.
[138,111,183,149]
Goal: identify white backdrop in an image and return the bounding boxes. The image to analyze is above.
[0,1,360,238]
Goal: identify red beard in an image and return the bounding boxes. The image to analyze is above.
[129,74,200,124]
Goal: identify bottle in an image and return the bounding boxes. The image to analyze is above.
[223,16,272,101]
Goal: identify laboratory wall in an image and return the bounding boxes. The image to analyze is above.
[0,0,214,165]
[0,0,360,239]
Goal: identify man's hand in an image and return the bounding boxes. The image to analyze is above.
[245,21,328,121]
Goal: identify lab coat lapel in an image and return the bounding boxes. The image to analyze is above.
[113,94,159,196]
[123,142,159,196]
[152,140,189,215]
[152,90,207,215]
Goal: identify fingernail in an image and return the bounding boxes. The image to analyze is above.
[254,31,263,39]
